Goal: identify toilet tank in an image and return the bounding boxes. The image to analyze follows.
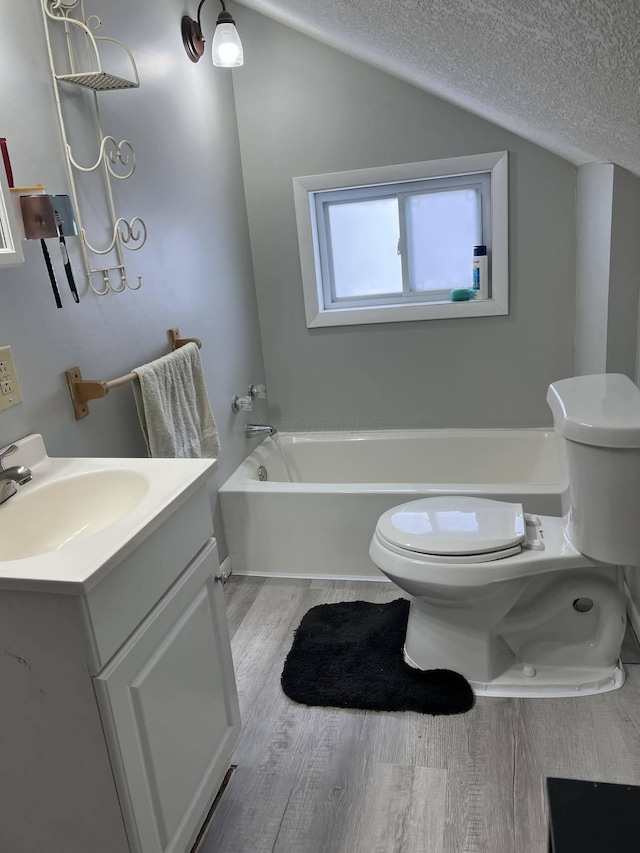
[547,374,640,565]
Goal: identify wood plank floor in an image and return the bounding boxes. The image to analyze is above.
[198,576,640,853]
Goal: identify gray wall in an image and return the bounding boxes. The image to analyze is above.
[575,163,640,379]
[608,167,640,377]
[0,0,266,556]
[232,8,577,432]
[575,164,614,375]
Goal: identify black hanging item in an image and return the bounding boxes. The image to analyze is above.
[55,210,79,303]
[40,239,63,309]
[20,194,64,309]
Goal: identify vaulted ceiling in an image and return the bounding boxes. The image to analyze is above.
[236,0,640,175]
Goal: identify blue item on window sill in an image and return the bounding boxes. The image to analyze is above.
[450,288,476,302]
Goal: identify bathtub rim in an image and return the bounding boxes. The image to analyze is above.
[220,427,568,496]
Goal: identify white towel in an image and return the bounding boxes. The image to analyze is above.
[132,342,220,459]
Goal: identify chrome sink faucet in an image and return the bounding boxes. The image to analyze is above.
[244,424,278,438]
[0,445,33,505]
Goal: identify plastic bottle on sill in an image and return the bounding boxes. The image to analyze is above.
[472,245,488,299]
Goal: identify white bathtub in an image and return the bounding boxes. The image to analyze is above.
[219,429,568,580]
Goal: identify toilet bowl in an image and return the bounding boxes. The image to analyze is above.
[369,374,640,698]
[370,496,626,696]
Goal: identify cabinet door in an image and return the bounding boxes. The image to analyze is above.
[95,539,240,853]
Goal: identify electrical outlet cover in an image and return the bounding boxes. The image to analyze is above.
[0,345,22,411]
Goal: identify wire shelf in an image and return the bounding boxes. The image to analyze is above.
[56,71,139,91]
[41,0,146,294]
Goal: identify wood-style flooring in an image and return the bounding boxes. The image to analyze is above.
[197,576,640,853]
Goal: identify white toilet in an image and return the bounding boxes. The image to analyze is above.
[369,374,640,697]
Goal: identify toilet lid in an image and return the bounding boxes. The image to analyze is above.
[376,496,526,556]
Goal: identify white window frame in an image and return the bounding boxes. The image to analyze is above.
[293,151,509,328]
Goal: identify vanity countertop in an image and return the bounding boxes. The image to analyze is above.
[0,435,217,593]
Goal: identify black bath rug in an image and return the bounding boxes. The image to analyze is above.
[281,598,474,715]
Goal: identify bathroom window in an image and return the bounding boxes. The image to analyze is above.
[293,151,509,327]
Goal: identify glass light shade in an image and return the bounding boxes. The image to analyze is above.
[212,22,244,67]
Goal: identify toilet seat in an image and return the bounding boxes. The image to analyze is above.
[374,536,523,563]
[375,496,526,563]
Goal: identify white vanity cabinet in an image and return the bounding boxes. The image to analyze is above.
[95,538,239,853]
[0,483,240,853]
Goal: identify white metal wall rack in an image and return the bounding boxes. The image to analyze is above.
[41,0,147,295]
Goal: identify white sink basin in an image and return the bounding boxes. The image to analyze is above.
[0,470,149,561]
[0,434,217,591]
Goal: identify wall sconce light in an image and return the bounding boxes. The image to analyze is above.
[181,0,244,67]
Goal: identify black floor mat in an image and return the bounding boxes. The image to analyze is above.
[281,598,474,715]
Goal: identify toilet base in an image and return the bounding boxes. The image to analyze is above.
[404,647,625,698]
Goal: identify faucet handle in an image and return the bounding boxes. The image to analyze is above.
[232,395,253,414]
[0,445,18,469]
[249,383,267,400]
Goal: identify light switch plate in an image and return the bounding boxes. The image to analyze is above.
[0,346,23,411]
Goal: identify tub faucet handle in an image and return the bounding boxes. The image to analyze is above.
[232,394,253,414]
[249,383,267,399]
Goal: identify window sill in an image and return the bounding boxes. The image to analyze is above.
[306,296,509,328]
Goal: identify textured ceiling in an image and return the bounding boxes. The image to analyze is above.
[235,0,640,174]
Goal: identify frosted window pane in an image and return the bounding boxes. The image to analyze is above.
[405,189,480,291]
[328,198,403,298]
